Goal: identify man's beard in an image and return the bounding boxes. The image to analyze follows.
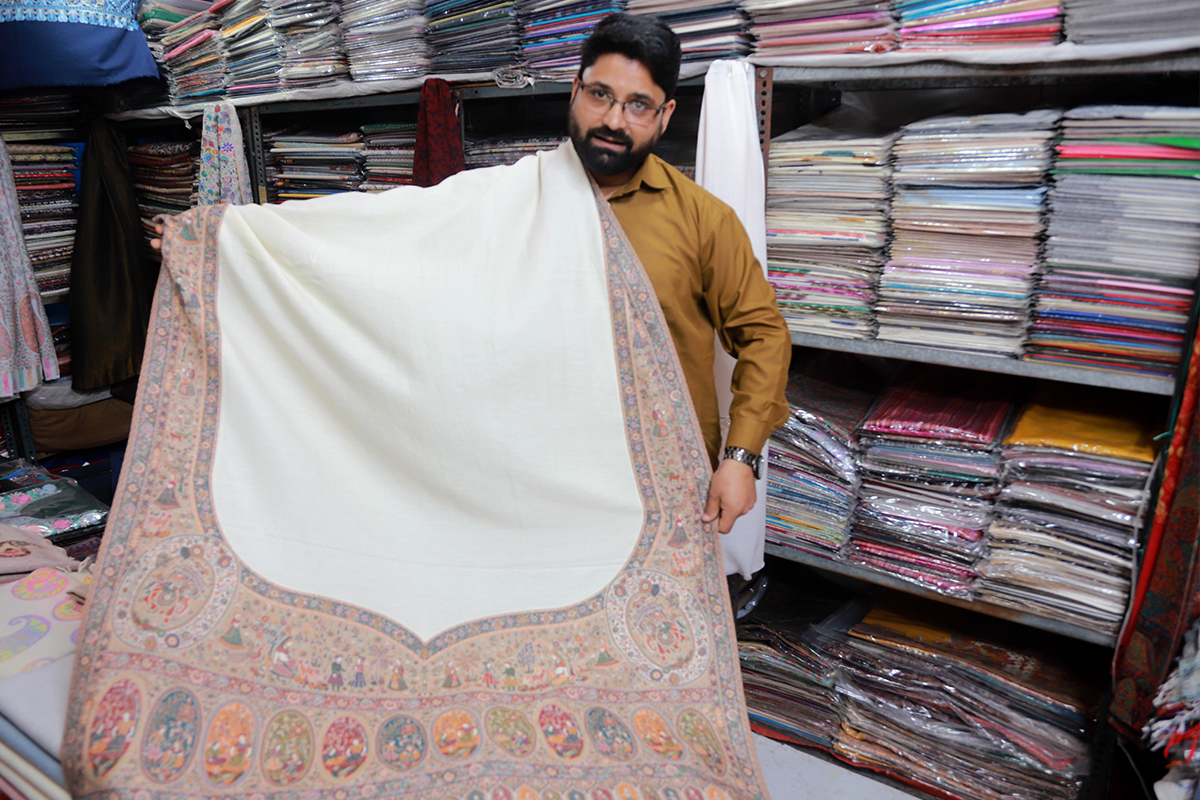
[569,114,660,177]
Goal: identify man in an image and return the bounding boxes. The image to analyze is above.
[567,13,791,537]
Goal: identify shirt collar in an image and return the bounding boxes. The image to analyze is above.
[607,154,670,200]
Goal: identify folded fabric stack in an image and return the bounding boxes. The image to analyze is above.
[266,0,350,89]
[1030,106,1200,378]
[219,0,283,96]
[896,0,1063,49]
[626,0,754,63]
[7,144,78,301]
[265,129,365,200]
[126,140,201,259]
[464,134,565,168]
[827,593,1104,800]
[359,121,417,191]
[160,0,234,103]
[765,351,880,558]
[1064,0,1195,44]
[341,0,430,82]
[766,107,896,339]
[138,0,215,75]
[743,0,897,56]
[881,109,1060,357]
[426,0,521,74]
[737,563,863,751]
[977,384,1162,636]
[849,366,1014,599]
[518,1,622,80]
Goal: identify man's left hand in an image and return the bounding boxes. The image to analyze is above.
[701,458,757,534]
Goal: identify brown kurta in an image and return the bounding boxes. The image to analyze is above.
[608,154,790,466]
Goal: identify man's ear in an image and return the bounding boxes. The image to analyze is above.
[658,98,678,135]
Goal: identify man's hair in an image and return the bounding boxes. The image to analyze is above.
[578,13,682,102]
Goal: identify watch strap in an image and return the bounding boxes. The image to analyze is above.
[722,446,763,480]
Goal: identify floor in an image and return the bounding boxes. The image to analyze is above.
[754,734,922,799]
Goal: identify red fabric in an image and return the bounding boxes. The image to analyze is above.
[413,78,464,187]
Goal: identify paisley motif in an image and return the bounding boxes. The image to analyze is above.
[202,701,255,785]
[485,707,536,757]
[677,710,725,776]
[432,709,479,760]
[377,714,427,771]
[87,679,140,778]
[632,708,683,759]
[140,689,199,782]
[321,716,368,778]
[538,704,583,759]
[583,708,637,760]
[261,710,313,785]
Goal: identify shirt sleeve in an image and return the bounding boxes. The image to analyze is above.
[701,204,792,456]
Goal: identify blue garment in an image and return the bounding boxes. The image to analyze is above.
[0,20,158,90]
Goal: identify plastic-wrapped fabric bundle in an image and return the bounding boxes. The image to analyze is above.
[463,134,566,168]
[266,0,351,89]
[264,128,365,200]
[341,0,429,82]
[1030,105,1200,379]
[517,0,622,80]
[744,0,896,56]
[219,0,284,96]
[824,593,1106,800]
[977,383,1164,635]
[765,350,881,557]
[426,0,521,74]
[159,0,232,103]
[8,143,79,301]
[626,0,754,63]
[848,365,1016,598]
[896,0,1063,50]
[766,106,897,339]
[881,109,1061,357]
[1064,0,1198,44]
[359,121,417,191]
[126,140,200,259]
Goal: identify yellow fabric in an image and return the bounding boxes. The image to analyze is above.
[1004,384,1165,463]
[608,154,790,465]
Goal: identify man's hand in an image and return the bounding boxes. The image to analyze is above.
[702,458,757,534]
[150,221,164,251]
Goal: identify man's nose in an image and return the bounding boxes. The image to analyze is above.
[602,100,629,131]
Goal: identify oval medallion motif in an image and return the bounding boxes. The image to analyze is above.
[203,701,255,785]
[584,708,636,761]
[88,679,140,777]
[604,571,710,684]
[378,715,426,771]
[322,716,368,778]
[432,709,479,760]
[112,535,239,650]
[485,707,536,757]
[677,710,725,775]
[632,708,683,759]
[141,689,199,782]
[537,704,583,759]
[261,710,313,785]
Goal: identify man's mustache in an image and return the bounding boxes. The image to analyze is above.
[586,126,633,147]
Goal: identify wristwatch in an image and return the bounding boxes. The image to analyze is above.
[723,446,764,480]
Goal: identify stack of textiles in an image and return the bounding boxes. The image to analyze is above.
[463,133,565,168]
[359,121,417,190]
[1064,0,1195,44]
[827,593,1105,800]
[7,144,78,301]
[426,0,521,74]
[266,0,350,89]
[341,0,430,82]
[160,0,233,103]
[138,0,215,72]
[766,107,896,339]
[743,0,897,56]
[0,458,110,544]
[126,141,201,259]
[220,0,284,96]
[849,365,1015,599]
[737,560,865,751]
[625,0,754,62]
[1030,106,1200,379]
[977,384,1162,636]
[881,109,1060,357]
[765,350,881,558]
[0,94,78,141]
[517,1,623,80]
[265,128,365,200]
[895,0,1063,49]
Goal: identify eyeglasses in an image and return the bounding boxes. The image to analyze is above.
[576,82,668,127]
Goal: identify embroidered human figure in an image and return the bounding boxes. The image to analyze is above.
[387,660,407,691]
[351,656,367,689]
[328,655,344,690]
[270,638,293,678]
